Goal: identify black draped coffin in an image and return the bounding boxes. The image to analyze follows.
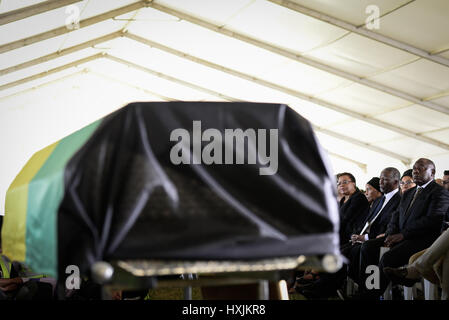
[56,101,340,278]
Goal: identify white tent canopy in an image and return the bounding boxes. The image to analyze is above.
[1,0,449,214]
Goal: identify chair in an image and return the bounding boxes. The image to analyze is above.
[423,279,440,300]
[402,284,416,300]
[402,278,441,300]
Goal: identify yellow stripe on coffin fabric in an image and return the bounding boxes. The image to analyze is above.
[2,142,58,261]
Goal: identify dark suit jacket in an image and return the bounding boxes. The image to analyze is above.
[386,181,449,241]
[442,206,449,232]
[362,191,400,239]
[339,189,370,243]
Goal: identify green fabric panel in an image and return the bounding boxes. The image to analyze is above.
[0,255,11,279]
[25,120,100,277]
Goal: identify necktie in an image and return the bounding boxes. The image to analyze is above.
[405,187,422,215]
[360,195,385,235]
[372,195,386,218]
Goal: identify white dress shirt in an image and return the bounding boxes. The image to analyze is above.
[363,188,399,240]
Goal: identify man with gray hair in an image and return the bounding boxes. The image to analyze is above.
[347,167,401,285]
[384,169,449,298]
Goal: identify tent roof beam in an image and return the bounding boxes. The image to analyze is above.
[104,54,238,101]
[268,0,449,68]
[326,151,368,172]
[0,1,148,54]
[0,0,82,26]
[0,31,123,76]
[147,2,449,116]
[315,126,412,165]
[0,53,104,91]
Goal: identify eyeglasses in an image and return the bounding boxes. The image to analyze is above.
[337,180,353,186]
[400,181,414,186]
[443,180,449,185]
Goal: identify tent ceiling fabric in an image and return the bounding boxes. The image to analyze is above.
[284,0,413,26]
[1,0,449,214]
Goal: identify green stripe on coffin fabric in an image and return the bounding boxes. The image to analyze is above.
[25,120,100,277]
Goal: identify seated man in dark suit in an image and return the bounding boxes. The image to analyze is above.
[299,169,400,299]
[383,169,449,295]
[358,158,449,299]
[346,167,401,284]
